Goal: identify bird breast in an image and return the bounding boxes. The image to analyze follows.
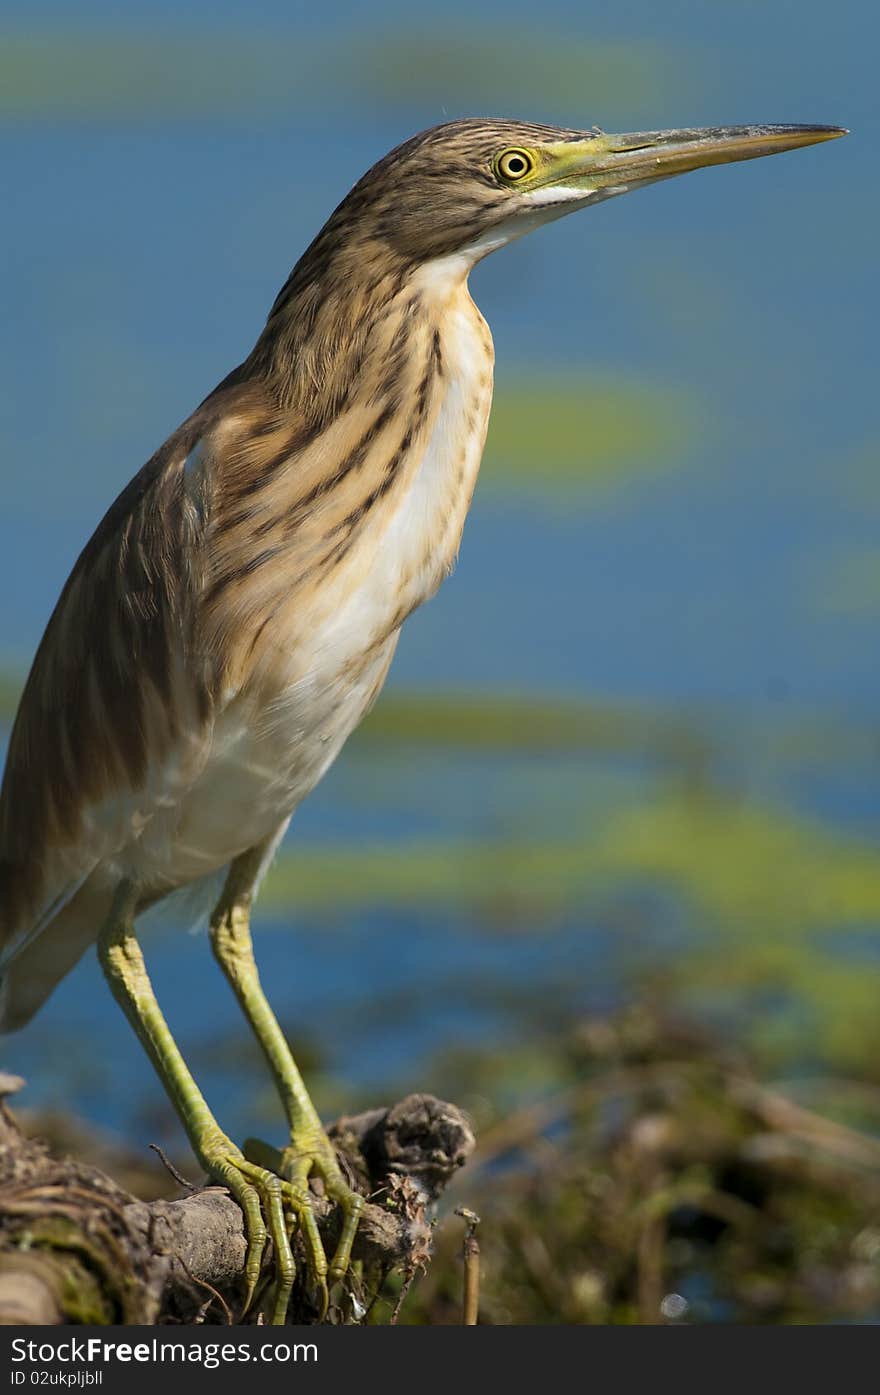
[327,292,495,644]
[263,285,496,773]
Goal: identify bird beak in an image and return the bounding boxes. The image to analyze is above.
[557,123,847,194]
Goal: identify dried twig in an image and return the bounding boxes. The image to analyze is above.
[456,1207,481,1326]
[149,1144,196,1191]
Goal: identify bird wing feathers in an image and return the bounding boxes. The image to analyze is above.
[0,379,261,984]
[0,364,404,980]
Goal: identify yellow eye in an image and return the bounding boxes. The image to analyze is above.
[495,148,534,182]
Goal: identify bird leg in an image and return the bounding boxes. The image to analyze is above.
[97,884,304,1324]
[209,850,364,1306]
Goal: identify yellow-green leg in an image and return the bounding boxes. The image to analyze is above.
[97,883,306,1324]
[209,847,364,1308]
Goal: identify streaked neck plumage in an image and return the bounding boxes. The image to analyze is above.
[245,207,494,428]
[200,221,495,697]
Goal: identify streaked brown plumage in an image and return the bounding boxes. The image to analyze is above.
[0,122,504,1022]
[0,117,845,1319]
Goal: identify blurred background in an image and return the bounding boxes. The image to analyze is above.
[1,0,879,1323]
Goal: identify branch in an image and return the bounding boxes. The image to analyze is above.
[0,1074,475,1325]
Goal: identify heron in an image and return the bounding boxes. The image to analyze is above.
[0,118,845,1322]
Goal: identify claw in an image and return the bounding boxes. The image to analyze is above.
[314,1278,330,1322]
[328,1185,364,1282]
[201,1128,363,1322]
[279,1131,365,1292]
[201,1152,268,1315]
[198,1142,308,1325]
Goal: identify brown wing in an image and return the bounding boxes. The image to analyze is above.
[0,375,273,973]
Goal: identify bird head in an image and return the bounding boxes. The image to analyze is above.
[255,116,846,404]
[340,117,846,267]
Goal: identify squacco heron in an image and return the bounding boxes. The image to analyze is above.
[0,118,844,1321]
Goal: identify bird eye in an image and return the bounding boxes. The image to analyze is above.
[494,148,534,182]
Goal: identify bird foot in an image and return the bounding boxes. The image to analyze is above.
[245,1127,365,1294]
[279,1130,364,1286]
[197,1130,329,1324]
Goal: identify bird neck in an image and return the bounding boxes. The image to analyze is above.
[245,228,478,425]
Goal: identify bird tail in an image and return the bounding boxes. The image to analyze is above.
[0,878,116,1032]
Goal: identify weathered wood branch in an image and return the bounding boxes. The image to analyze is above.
[0,1074,474,1325]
